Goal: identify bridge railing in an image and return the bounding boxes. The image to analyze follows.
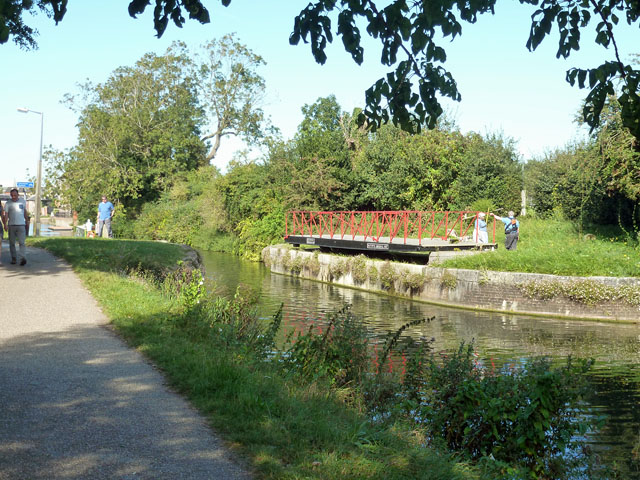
[285,210,496,245]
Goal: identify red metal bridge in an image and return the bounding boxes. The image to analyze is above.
[285,210,497,253]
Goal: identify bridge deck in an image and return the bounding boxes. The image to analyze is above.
[285,233,497,253]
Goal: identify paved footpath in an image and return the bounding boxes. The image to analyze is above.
[0,243,253,480]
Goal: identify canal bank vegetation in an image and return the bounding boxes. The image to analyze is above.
[31,237,612,479]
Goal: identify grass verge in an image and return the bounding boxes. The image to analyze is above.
[442,217,640,277]
[29,237,479,480]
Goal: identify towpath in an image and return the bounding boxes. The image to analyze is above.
[0,243,252,480]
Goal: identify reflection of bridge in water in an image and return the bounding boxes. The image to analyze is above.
[284,210,498,253]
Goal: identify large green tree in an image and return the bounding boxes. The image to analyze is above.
[60,46,206,218]
[5,0,640,142]
[194,34,275,163]
[351,124,465,211]
[450,133,523,212]
[269,95,354,211]
[591,96,640,200]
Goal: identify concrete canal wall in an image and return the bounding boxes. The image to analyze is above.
[262,245,640,323]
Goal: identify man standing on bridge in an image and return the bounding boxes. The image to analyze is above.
[491,211,519,250]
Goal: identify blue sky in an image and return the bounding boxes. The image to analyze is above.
[1,2,637,187]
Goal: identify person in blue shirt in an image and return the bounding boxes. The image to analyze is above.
[97,195,115,238]
[491,210,519,250]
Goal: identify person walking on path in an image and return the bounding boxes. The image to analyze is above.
[0,246,252,480]
[2,188,29,265]
[0,199,6,264]
[97,195,114,238]
[491,210,520,250]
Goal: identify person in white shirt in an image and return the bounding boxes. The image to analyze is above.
[473,212,489,243]
[2,188,29,265]
[0,200,5,264]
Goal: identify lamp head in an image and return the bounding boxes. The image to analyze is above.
[17,107,29,113]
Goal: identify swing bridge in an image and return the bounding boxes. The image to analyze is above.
[284,210,498,255]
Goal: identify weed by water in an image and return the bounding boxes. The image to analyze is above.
[328,257,348,280]
[400,271,427,293]
[519,279,640,307]
[349,255,369,284]
[367,264,379,283]
[440,270,458,289]
[379,261,398,290]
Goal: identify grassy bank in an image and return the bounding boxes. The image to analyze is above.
[442,217,640,277]
[29,237,479,480]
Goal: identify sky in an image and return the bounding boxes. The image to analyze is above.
[1,2,638,188]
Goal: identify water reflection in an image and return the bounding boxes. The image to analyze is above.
[200,250,640,477]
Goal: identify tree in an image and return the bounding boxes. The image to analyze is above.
[524,144,605,224]
[60,46,206,218]
[592,96,640,201]
[41,146,68,206]
[351,124,466,211]
[194,34,275,163]
[589,95,640,231]
[272,95,353,211]
[5,1,639,142]
[0,0,67,49]
[450,133,523,212]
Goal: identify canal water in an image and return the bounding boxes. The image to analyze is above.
[200,249,640,478]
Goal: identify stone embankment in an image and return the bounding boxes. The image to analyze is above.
[263,245,640,323]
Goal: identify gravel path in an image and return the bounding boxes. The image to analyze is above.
[0,243,253,480]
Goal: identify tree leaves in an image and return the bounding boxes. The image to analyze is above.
[63,48,207,217]
[567,62,640,140]
[195,34,274,162]
[4,0,639,143]
[128,0,211,38]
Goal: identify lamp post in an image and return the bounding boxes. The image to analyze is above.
[17,107,44,237]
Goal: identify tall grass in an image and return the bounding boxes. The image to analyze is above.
[443,217,640,277]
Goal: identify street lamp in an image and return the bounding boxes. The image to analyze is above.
[17,107,44,237]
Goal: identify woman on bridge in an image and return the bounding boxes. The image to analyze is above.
[473,212,489,244]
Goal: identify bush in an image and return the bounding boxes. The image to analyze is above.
[379,261,397,290]
[139,260,603,479]
[441,270,458,289]
[328,258,348,279]
[418,343,594,478]
[233,202,285,260]
[349,255,369,284]
[401,271,426,292]
[280,306,370,387]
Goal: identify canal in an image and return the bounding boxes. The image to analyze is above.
[200,249,640,478]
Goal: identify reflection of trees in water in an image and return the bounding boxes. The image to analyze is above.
[586,372,640,479]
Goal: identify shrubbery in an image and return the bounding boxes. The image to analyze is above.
[165,267,601,479]
[417,343,594,478]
